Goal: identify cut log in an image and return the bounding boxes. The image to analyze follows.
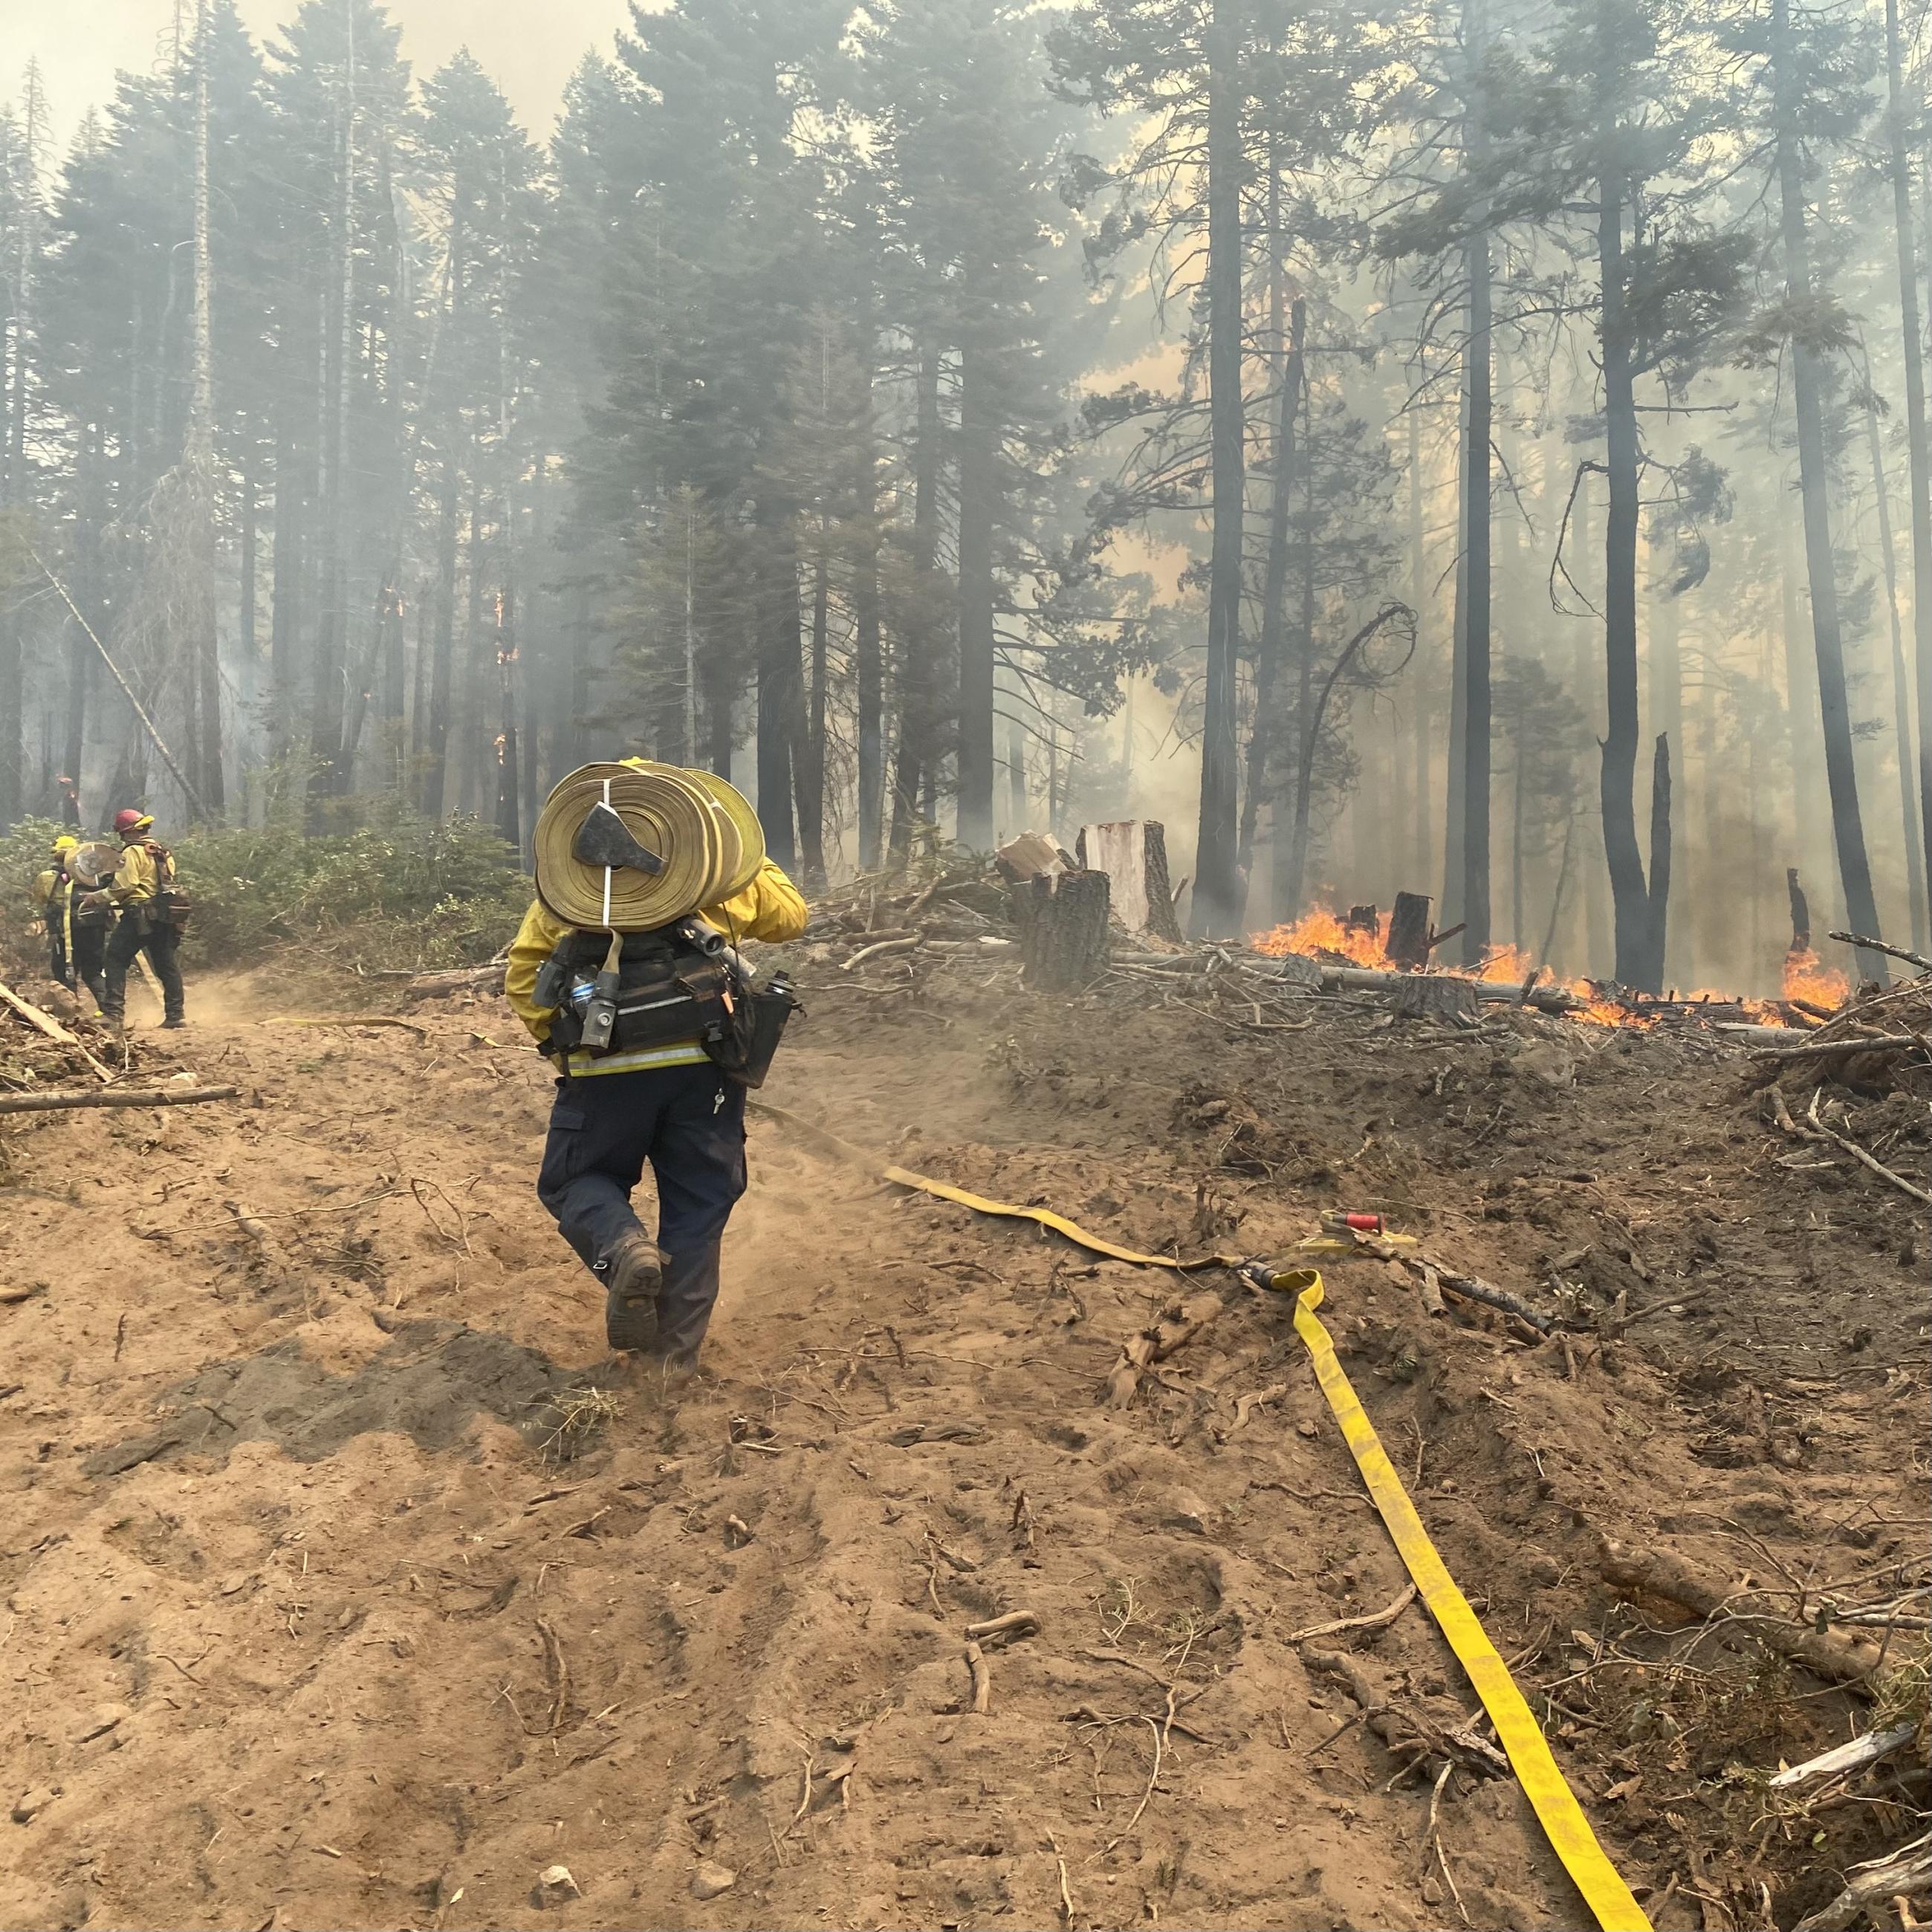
[1386,892,1433,971]
[1011,871,1111,992]
[993,831,1074,885]
[0,1084,239,1117]
[1393,976,1481,1027]
[1598,1537,1882,1691]
[1265,952,1324,991]
[1074,820,1186,945]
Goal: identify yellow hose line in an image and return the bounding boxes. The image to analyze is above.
[880,1164,1242,1271]
[747,1103,1241,1268]
[1274,1266,1651,1932]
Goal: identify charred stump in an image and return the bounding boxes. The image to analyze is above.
[1012,869,1112,991]
[1387,892,1433,971]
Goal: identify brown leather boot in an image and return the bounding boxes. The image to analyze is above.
[598,1234,665,1352]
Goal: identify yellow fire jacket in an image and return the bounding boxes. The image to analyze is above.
[109,837,175,907]
[505,858,808,1077]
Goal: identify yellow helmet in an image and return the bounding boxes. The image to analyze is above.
[52,834,78,857]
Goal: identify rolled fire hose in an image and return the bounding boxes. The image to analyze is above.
[534,762,753,932]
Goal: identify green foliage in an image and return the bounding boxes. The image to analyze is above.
[175,808,530,970]
[0,806,529,982]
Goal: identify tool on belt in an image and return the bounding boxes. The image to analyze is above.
[537,918,799,1087]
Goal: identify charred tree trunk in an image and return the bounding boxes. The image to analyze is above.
[956,340,997,852]
[1457,1,1493,969]
[189,3,224,818]
[797,531,829,886]
[889,343,942,866]
[1886,0,1932,948]
[1387,891,1433,970]
[1640,733,1671,992]
[853,264,884,872]
[1772,0,1887,985]
[1599,164,1656,990]
[1865,384,1929,950]
[420,450,459,815]
[308,7,357,809]
[494,586,519,850]
[1191,0,1246,937]
[756,517,800,869]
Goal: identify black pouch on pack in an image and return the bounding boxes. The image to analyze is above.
[704,973,800,1089]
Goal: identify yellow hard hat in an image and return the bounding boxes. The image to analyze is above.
[52,834,79,855]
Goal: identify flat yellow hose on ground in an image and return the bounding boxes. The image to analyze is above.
[751,1098,1650,1930]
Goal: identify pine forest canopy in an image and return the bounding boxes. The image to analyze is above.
[0,0,1927,1000]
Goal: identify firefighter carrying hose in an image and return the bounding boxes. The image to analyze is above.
[32,834,108,1008]
[505,762,807,1376]
[100,808,189,1030]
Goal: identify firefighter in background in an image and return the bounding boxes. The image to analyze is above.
[32,834,108,1008]
[100,808,188,1030]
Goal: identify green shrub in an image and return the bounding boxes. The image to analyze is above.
[0,804,531,979]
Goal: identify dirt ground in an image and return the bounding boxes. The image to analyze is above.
[0,950,1925,1932]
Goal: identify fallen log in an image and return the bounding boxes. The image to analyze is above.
[0,1083,239,1117]
[1747,1031,1922,1060]
[1598,1537,1882,1691]
[401,963,507,1003]
[1322,965,1586,1015]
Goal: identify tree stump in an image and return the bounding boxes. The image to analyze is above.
[1387,892,1433,971]
[1011,871,1112,991]
[1074,820,1186,945]
[1393,975,1480,1027]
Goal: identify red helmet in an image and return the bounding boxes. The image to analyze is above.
[113,808,154,836]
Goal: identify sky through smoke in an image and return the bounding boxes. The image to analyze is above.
[1,0,639,145]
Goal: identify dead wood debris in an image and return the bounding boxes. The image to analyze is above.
[1597,1537,1884,1691]
[1101,1291,1224,1407]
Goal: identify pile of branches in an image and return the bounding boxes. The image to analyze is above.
[1748,933,1932,1099]
[800,849,1020,970]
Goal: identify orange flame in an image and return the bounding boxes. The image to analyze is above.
[1782,947,1848,1012]
[1249,904,1664,1027]
[1253,907,1392,969]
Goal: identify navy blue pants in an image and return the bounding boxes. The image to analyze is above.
[537,1063,747,1358]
